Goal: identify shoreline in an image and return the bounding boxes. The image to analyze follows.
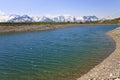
[0,24,118,33]
[77,27,120,80]
[0,24,120,79]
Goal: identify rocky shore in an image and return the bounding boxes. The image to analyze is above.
[77,27,120,80]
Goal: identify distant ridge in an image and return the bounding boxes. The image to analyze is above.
[9,15,99,22]
[0,12,99,22]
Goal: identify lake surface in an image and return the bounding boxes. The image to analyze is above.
[0,25,118,80]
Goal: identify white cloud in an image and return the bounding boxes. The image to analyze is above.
[0,10,13,22]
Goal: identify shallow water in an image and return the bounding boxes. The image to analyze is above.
[0,25,118,80]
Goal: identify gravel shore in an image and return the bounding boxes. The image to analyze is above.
[77,27,120,80]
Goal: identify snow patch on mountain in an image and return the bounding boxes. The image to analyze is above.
[33,15,99,22]
[8,15,34,22]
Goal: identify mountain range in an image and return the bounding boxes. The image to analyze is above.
[0,13,100,22]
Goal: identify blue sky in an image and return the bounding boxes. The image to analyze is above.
[0,0,120,18]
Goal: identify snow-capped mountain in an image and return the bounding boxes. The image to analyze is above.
[51,16,76,22]
[83,16,99,22]
[0,11,100,22]
[9,15,34,22]
[33,15,99,22]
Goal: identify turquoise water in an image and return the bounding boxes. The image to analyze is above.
[0,25,118,80]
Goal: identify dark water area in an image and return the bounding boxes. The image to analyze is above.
[0,25,118,80]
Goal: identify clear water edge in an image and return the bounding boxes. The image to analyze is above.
[0,25,118,80]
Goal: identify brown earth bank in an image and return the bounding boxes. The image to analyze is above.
[0,24,118,33]
[0,24,78,33]
[77,27,120,80]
